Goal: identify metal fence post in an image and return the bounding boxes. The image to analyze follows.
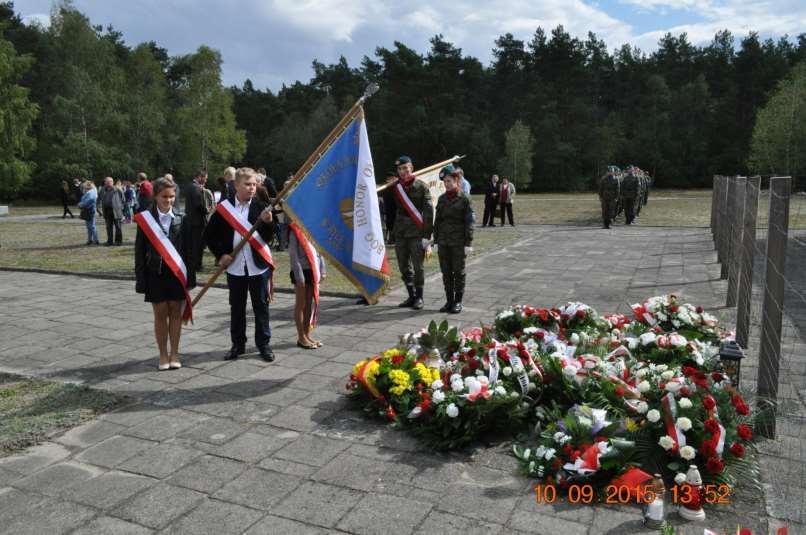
[711,175,719,241]
[756,176,792,439]
[720,176,737,280]
[736,176,760,348]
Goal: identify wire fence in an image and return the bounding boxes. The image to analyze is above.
[711,175,805,528]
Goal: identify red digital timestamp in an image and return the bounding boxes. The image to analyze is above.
[534,484,732,505]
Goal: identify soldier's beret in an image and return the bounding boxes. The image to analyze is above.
[395,155,412,166]
[439,164,458,179]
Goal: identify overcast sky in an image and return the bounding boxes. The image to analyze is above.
[13,0,806,91]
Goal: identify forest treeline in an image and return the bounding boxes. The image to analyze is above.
[1,1,804,200]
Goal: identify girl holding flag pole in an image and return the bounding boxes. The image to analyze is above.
[288,221,326,349]
[134,176,196,371]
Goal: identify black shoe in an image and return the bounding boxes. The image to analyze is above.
[104,242,113,247]
[439,302,452,313]
[258,345,275,362]
[450,302,463,314]
[225,346,245,360]
[412,287,424,310]
[398,285,415,307]
[356,297,370,305]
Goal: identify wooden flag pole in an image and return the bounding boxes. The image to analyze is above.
[191,83,380,308]
[375,154,465,194]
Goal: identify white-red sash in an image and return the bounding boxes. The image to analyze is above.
[289,222,320,327]
[134,210,193,322]
[216,199,276,293]
[394,182,424,230]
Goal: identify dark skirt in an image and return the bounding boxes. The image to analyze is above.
[290,269,314,287]
[144,268,186,303]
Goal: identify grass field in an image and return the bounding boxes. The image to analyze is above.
[2,189,804,294]
[0,373,125,456]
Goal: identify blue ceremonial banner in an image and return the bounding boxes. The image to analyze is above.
[282,110,389,304]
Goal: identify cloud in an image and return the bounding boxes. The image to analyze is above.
[10,0,805,90]
[20,12,50,28]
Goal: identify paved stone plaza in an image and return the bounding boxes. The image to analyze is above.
[0,224,802,534]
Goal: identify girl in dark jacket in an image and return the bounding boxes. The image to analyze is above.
[135,176,196,371]
[60,181,74,218]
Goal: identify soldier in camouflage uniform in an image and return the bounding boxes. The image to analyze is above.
[598,171,620,229]
[434,165,474,314]
[635,172,645,217]
[392,155,433,310]
[620,167,640,225]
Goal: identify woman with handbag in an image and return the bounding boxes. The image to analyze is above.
[134,176,196,371]
[78,180,99,245]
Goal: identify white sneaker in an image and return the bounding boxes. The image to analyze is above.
[158,363,170,371]
[169,361,182,369]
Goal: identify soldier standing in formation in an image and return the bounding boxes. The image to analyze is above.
[598,170,620,229]
[620,168,640,225]
[391,156,433,310]
[434,165,474,314]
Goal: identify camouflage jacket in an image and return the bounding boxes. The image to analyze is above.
[598,174,620,200]
[621,173,639,199]
[434,192,474,247]
[393,179,434,239]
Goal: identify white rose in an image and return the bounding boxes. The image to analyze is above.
[647,409,661,423]
[627,338,638,350]
[661,371,675,381]
[451,380,464,393]
[446,403,459,418]
[553,431,566,443]
[639,332,657,346]
[544,448,556,460]
[431,379,444,390]
[562,365,578,380]
[658,435,675,450]
[656,365,668,372]
[528,382,537,392]
[657,312,668,321]
[636,368,649,378]
[432,390,446,403]
[450,373,462,383]
[638,380,651,393]
[678,397,692,409]
[512,363,525,374]
[510,391,519,398]
[502,366,513,377]
[675,472,687,485]
[494,386,506,396]
[665,382,682,393]
[676,417,692,431]
[636,401,649,414]
[680,445,696,460]
[570,333,580,345]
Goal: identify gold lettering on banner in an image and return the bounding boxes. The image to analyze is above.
[315,155,358,189]
[320,217,348,254]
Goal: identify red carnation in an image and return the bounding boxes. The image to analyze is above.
[614,386,625,397]
[702,395,717,410]
[711,372,724,382]
[535,331,545,340]
[705,418,720,434]
[391,354,404,365]
[467,348,477,358]
[659,382,667,391]
[706,456,725,475]
[514,330,522,338]
[732,394,750,416]
[497,347,509,361]
[669,305,678,313]
[737,424,753,441]
[385,406,397,420]
[680,387,690,397]
[729,442,745,458]
[560,314,569,322]
[575,309,586,319]
[696,306,704,313]
[468,358,479,370]
[682,366,697,377]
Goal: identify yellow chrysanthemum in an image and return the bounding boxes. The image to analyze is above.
[624,417,639,433]
[382,348,405,363]
[430,368,441,383]
[366,361,380,384]
[388,369,411,396]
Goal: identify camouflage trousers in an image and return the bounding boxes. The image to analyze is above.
[438,243,466,298]
[395,237,425,288]
[600,198,616,227]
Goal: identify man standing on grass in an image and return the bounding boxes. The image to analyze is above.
[98,177,124,245]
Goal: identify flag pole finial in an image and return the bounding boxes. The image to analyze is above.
[361,83,380,103]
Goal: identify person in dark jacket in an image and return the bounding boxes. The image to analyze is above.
[98,177,125,245]
[135,176,196,371]
[185,170,210,270]
[434,165,474,314]
[60,181,74,218]
[204,167,276,362]
[482,174,499,227]
[135,173,152,213]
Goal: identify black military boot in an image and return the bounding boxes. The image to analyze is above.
[412,287,424,310]
[398,285,415,307]
[450,292,463,314]
[439,281,453,313]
